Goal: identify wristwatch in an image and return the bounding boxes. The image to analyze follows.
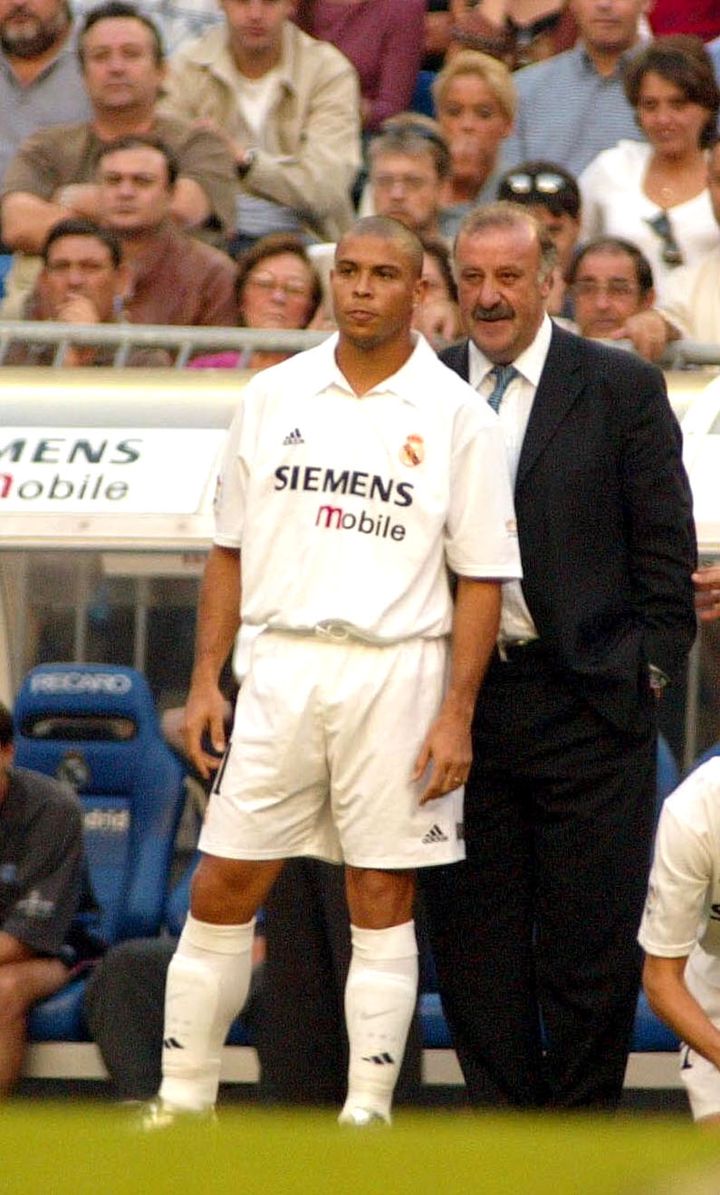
[235,148,256,178]
[649,664,669,693]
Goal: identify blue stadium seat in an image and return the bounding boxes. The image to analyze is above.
[687,738,720,775]
[656,732,680,802]
[632,990,679,1052]
[12,663,188,1041]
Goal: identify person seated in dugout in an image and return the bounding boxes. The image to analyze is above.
[0,700,102,1097]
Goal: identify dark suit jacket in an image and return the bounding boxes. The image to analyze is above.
[442,324,697,733]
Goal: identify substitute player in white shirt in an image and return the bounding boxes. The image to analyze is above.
[639,758,720,1124]
[145,215,521,1130]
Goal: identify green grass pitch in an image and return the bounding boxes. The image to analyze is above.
[5,1104,720,1194]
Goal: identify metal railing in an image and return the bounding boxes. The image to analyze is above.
[0,321,330,368]
[1,320,720,369]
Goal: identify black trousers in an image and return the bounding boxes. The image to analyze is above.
[85,858,422,1105]
[419,648,657,1110]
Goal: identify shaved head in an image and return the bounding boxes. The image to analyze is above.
[337,216,424,281]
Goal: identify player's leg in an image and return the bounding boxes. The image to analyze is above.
[340,866,418,1125]
[0,956,69,1094]
[328,637,461,1124]
[158,854,282,1114]
[156,632,337,1116]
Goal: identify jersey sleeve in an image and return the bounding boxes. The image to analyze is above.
[444,406,523,581]
[638,802,712,959]
[213,393,252,549]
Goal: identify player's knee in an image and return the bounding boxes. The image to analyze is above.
[346,867,415,928]
[190,854,276,923]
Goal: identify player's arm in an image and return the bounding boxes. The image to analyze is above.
[183,544,241,779]
[414,575,501,804]
[643,953,720,1071]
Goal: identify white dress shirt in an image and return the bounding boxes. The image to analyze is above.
[468,313,553,646]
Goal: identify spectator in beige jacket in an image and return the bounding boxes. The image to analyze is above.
[159,0,362,254]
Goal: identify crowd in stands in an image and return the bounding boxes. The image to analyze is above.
[0,0,718,366]
[5,0,720,1109]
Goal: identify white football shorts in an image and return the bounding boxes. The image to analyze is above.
[199,629,465,868]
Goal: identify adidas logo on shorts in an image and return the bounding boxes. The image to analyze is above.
[283,427,304,445]
[422,824,449,844]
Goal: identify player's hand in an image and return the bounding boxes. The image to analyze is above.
[412,710,472,804]
[182,680,228,779]
[693,564,720,622]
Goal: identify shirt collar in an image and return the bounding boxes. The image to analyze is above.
[184,20,297,93]
[578,40,642,79]
[310,331,435,405]
[468,312,553,390]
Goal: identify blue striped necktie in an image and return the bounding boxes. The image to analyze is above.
[487,364,518,413]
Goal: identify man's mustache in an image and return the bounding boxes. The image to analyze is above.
[472,304,514,322]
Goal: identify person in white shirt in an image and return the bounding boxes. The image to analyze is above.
[639,759,720,1123]
[579,35,720,305]
[597,138,720,363]
[140,214,522,1130]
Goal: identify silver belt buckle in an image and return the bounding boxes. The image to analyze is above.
[315,621,350,642]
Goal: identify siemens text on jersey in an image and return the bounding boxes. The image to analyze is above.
[274,465,414,506]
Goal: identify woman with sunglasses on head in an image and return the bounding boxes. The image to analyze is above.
[578,35,720,303]
[432,50,517,240]
[189,233,324,372]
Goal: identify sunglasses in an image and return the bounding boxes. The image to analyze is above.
[501,170,573,198]
[645,211,684,268]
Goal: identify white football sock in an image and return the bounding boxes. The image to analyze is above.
[159,912,255,1112]
[342,920,418,1124]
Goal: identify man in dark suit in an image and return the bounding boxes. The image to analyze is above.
[420,201,697,1110]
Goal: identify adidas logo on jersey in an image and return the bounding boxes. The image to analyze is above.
[361,1052,395,1066]
[163,1037,185,1050]
[422,824,449,844]
[283,428,304,445]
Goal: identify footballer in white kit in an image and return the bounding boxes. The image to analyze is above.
[639,758,720,1121]
[150,218,521,1131]
[200,330,522,868]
